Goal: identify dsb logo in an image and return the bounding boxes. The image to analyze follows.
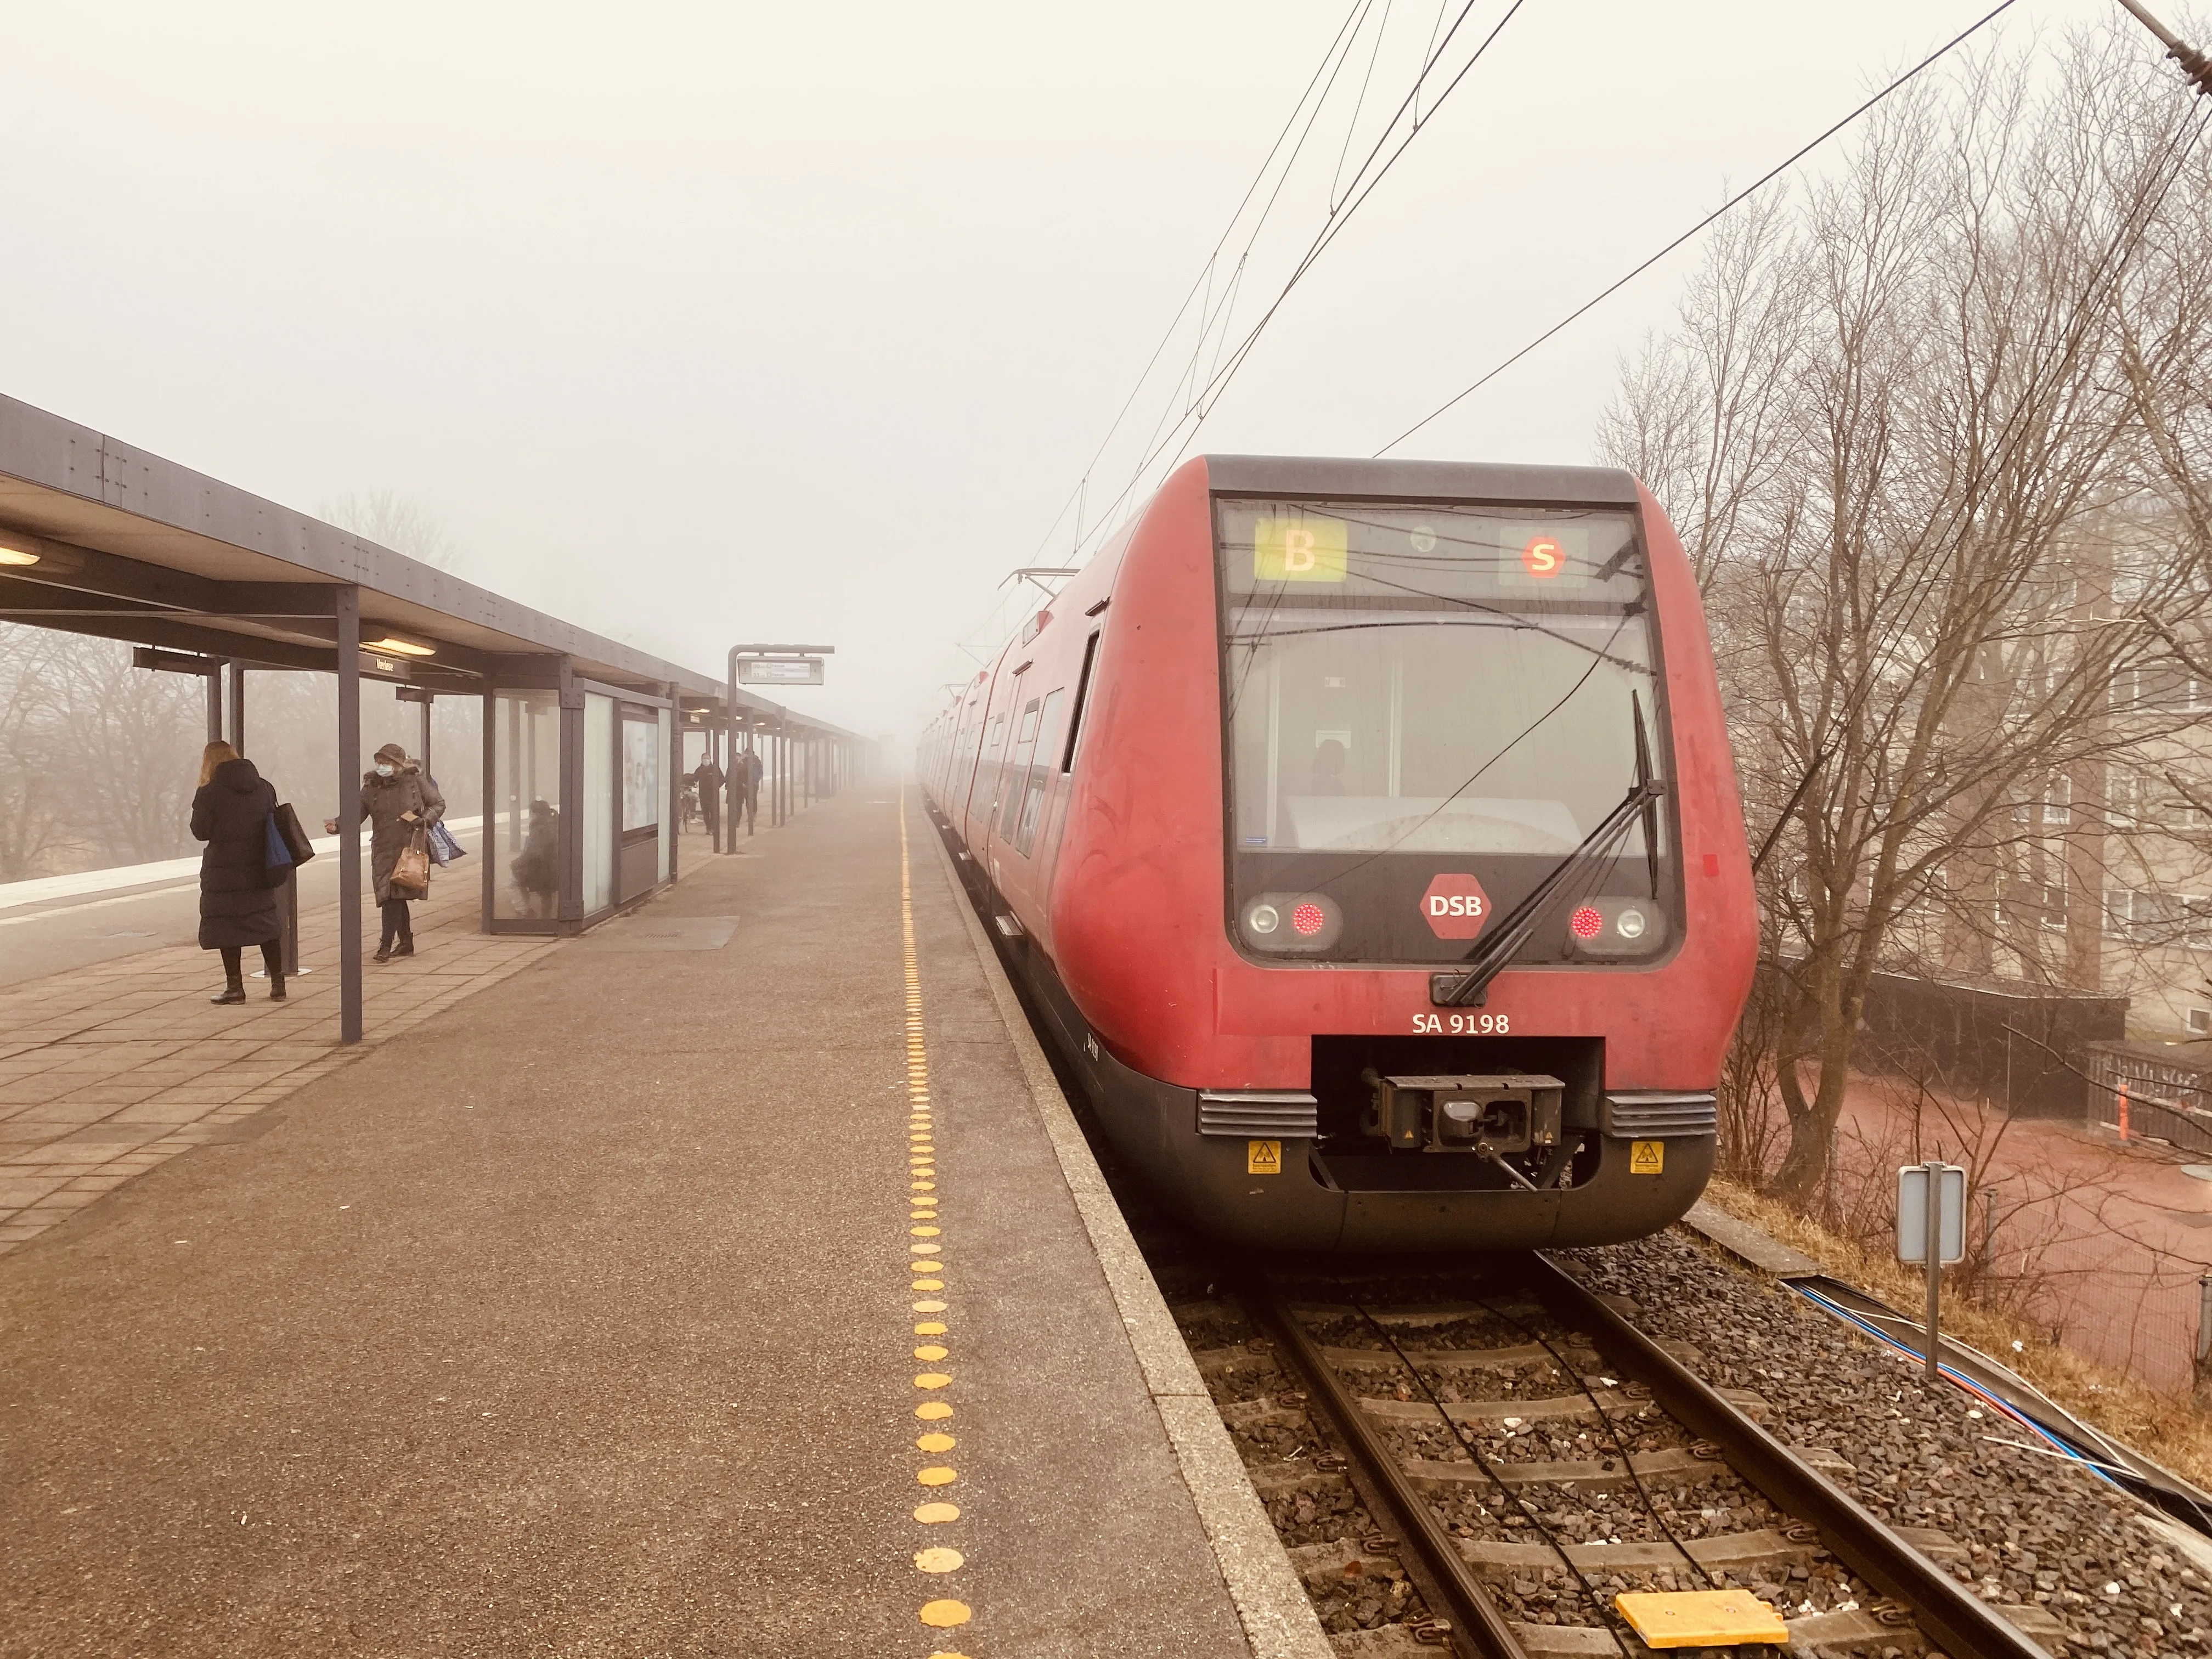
[1420,873,1490,940]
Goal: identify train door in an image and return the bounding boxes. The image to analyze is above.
[1031,627,1103,909]
[966,706,1011,849]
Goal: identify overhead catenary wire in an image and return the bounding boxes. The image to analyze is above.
[1018,0,1380,568]
[1071,0,1532,560]
[1375,0,2027,457]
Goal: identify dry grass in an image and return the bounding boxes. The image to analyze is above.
[1696,1176,2212,1494]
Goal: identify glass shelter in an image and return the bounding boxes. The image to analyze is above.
[484,667,682,936]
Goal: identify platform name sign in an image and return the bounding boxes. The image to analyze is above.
[737,657,825,686]
[1897,1160,1967,1380]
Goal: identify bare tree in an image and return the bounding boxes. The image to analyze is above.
[33,634,205,865]
[0,628,72,880]
[1600,30,2212,1204]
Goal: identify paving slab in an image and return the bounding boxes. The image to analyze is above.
[0,791,1260,1658]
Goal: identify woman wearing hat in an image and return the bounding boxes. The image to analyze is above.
[329,742,447,962]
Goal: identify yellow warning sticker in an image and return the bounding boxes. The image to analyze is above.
[1629,1140,1664,1176]
[1247,1139,1283,1175]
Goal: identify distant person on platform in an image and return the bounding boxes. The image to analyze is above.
[737,745,764,836]
[328,742,445,963]
[692,753,724,843]
[193,741,285,1005]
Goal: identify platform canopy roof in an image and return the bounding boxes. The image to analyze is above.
[0,392,857,738]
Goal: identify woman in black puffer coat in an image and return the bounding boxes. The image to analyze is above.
[191,742,284,1005]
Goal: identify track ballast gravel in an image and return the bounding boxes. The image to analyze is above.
[1566,1228,2212,1656]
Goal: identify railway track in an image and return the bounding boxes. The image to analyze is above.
[1170,1252,2073,1658]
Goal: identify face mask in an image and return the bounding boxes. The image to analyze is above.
[375,763,395,778]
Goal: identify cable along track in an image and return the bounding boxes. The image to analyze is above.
[1185,1252,2068,1657]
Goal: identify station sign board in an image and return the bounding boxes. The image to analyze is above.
[1896,1162,1966,1265]
[738,658,825,686]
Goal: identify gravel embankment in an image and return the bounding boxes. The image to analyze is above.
[1568,1228,2212,1656]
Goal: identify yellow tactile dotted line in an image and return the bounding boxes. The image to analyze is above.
[900,793,971,1657]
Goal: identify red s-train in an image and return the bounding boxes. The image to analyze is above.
[922,455,1756,1250]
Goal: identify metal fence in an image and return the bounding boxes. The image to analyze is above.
[2084,1041,2212,1154]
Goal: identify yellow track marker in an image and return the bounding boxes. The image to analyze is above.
[915,1345,949,1362]
[912,1279,944,1291]
[915,1322,947,1335]
[914,1373,952,1389]
[1614,1589,1788,1648]
[918,1601,972,1628]
[915,1547,964,1573]
[912,1300,947,1313]
[915,1501,960,1523]
[916,1466,958,1486]
[917,1432,955,1452]
[912,1182,936,1192]
[915,1402,953,1420]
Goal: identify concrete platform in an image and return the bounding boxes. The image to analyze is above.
[0,789,1314,1658]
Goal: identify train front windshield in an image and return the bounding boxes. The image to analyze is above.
[1216,497,1680,966]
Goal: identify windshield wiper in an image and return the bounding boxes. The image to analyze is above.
[1432,693,1664,1009]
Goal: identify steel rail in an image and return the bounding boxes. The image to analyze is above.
[1521,1251,2050,1659]
[1246,1279,1530,1659]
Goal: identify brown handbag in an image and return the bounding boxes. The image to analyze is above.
[390,827,432,900]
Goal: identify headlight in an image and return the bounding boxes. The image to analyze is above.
[1616,907,1647,941]
[1248,902,1280,936]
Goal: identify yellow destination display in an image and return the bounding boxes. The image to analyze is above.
[1630,1139,1664,1175]
[1247,1139,1282,1175]
[1254,516,1348,583]
[1613,1588,1788,1648]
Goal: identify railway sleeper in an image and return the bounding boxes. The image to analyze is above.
[1321,1341,1598,1374]
[1295,1321,1705,1371]
[1784,1599,2069,1655]
[1329,1627,1459,1658]
[1355,1385,1769,1426]
[1453,1521,1960,1577]
[1404,1443,1855,1489]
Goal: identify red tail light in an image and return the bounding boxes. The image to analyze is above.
[1570,905,1604,939]
[1292,902,1327,936]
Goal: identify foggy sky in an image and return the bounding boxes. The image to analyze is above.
[0,0,2126,743]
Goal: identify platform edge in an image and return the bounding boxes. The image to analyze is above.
[928,826,1334,1659]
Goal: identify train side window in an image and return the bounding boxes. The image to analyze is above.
[1062,631,1101,772]
[1014,688,1066,856]
[998,697,1042,839]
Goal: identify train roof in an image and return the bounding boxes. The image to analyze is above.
[1200,454,1641,507]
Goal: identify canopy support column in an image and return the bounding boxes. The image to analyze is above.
[335,588,363,1045]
